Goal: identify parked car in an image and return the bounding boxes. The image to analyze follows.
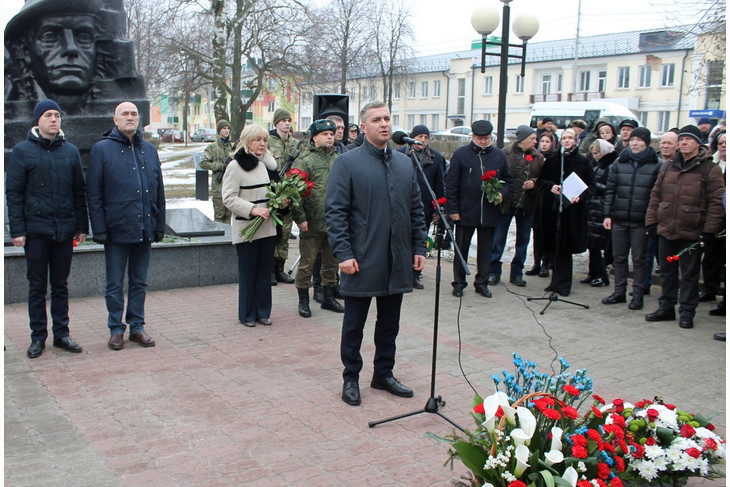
[432,126,472,140]
[161,129,184,143]
[191,128,217,143]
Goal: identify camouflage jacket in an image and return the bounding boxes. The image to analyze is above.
[200,137,234,183]
[291,143,338,235]
[267,130,298,171]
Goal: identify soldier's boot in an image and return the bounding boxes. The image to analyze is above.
[313,285,324,304]
[321,286,345,313]
[298,288,312,318]
[275,259,295,284]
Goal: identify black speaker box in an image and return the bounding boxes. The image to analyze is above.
[313,93,349,122]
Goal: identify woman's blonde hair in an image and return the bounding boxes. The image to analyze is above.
[230,124,269,157]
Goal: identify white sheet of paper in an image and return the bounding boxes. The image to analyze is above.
[562,172,588,202]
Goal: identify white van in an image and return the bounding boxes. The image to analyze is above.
[529,101,641,132]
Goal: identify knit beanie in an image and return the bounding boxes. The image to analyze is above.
[216,119,231,134]
[410,124,430,138]
[630,127,651,147]
[34,99,62,124]
[515,125,536,143]
[273,108,291,126]
[678,125,703,145]
[309,119,336,137]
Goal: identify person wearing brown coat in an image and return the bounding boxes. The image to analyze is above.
[644,125,725,329]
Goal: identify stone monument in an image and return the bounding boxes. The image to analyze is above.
[4,0,150,166]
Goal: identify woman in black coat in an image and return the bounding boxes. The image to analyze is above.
[581,139,618,287]
[538,129,596,296]
[526,132,558,278]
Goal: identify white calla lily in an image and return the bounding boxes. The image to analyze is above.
[550,426,563,451]
[481,391,511,433]
[516,406,537,444]
[510,428,530,446]
[562,466,578,487]
[544,449,564,467]
[482,484,495,487]
[514,444,530,477]
[502,403,517,425]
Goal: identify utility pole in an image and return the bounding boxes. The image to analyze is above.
[571,0,582,99]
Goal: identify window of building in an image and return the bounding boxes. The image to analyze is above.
[542,74,552,94]
[369,85,376,101]
[301,116,311,128]
[598,71,607,92]
[432,114,439,129]
[660,63,675,87]
[617,67,630,89]
[557,74,563,93]
[515,75,525,94]
[268,78,276,91]
[457,78,466,115]
[706,60,724,109]
[657,111,671,132]
[637,111,648,126]
[579,71,591,92]
[484,76,493,95]
[392,114,400,126]
[420,114,428,125]
[421,81,428,98]
[433,80,441,97]
[407,114,415,128]
[268,101,275,112]
[394,83,401,99]
[639,65,651,88]
[408,82,416,98]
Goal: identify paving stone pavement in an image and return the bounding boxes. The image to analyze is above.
[4,252,726,486]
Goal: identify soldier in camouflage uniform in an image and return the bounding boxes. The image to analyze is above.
[267,108,298,284]
[200,120,234,223]
[291,119,345,318]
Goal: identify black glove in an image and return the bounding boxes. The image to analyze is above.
[92,232,107,245]
[645,224,657,236]
[154,231,165,243]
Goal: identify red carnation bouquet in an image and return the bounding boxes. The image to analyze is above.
[240,168,312,242]
[481,169,504,207]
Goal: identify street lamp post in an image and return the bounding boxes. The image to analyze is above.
[471,1,539,148]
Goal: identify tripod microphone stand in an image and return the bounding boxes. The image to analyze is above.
[369,136,468,431]
[527,146,589,315]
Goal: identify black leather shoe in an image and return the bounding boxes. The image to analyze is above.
[679,316,694,328]
[488,274,500,285]
[27,341,45,359]
[713,332,726,341]
[53,336,82,353]
[709,300,725,316]
[342,381,361,406]
[475,285,492,298]
[645,308,676,322]
[538,264,550,278]
[628,294,644,310]
[452,287,463,297]
[602,292,626,305]
[699,291,716,302]
[580,275,594,284]
[525,265,540,276]
[413,277,424,289]
[591,277,610,287]
[370,376,413,398]
[509,276,527,287]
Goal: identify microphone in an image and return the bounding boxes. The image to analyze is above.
[392,131,424,146]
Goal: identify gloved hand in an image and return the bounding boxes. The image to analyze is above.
[645,224,657,236]
[154,231,165,243]
[92,233,107,245]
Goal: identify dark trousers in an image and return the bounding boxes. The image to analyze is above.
[644,233,659,291]
[236,236,276,323]
[701,230,726,295]
[104,242,152,335]
[24,237,74,342]
[453,225,494,289]
[657,237,702,318]
[611,223,647,295]
[531,227,545,267]
[341,294,403,382]
[587,249,609,281]
[490,207,533,279]
[548,251,574,295]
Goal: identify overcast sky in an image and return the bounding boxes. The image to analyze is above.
[2,0,702,56]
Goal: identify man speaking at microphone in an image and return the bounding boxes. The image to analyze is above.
[325,102,427,406]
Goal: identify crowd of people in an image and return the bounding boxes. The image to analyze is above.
[7,97,725,406]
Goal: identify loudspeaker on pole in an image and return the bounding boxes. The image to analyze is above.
[313,93,349,122]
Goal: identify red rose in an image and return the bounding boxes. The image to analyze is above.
[73,239,78,247]
[686,447,702,459]
[705,438,718,450]
[474,403,485,414]
[481,172,492,181]
[681,424,696,438]
[612,398,624,413]
[597,462,611,479]
[564,384,580,396]
[508,481,527,487]
[562,405,579,419]
[593,394,606,404]
[635,400,646,408]
[542,408,561,420]
[646,408,659,422]
[571,445,588,458]
[525,154,533,162]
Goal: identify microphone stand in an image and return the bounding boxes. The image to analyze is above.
[527,147,589,315]
[368,143,467,432]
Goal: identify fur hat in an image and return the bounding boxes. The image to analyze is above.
[630,127,651,147]
[309,119,336,137]
[34,99,62,124]
[678,125,703,145]
[571,119,587,130]
[273,108,291,126]
[471,120,493,136]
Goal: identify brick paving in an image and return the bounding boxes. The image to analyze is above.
[4,252,726,486]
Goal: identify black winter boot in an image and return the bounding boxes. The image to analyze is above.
[313,285,324,303]
[298,288,311,318]
[321,286,345,313]
[275,259,295,284]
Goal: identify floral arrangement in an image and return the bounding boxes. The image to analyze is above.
[428,354,725,487]
[480,170,504,208]
[240,168,312,242]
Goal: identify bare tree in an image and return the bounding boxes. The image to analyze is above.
[371,0,414,110]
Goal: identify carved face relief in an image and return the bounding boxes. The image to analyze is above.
[29,15,97,95]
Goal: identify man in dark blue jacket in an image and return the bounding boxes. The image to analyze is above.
[446,120,512,298]
[87,102,166,351]
[6,99,88,359]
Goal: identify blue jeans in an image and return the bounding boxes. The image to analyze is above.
[104,242,152,335]
[490,207,533,279]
